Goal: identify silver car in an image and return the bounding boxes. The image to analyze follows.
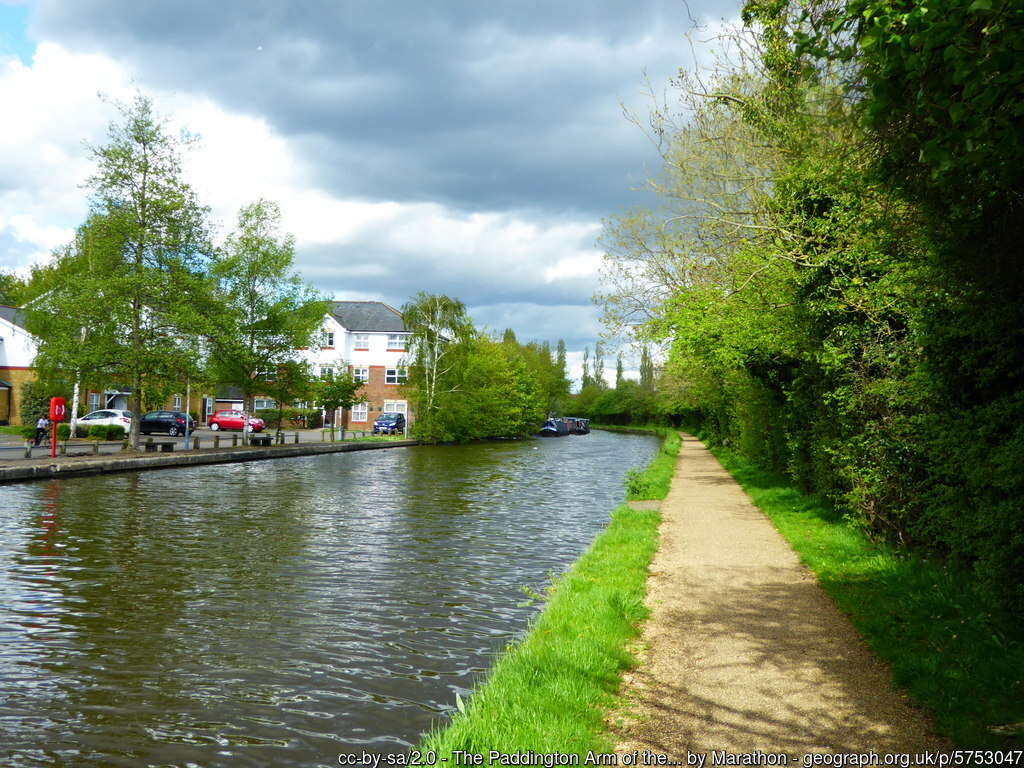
[78,409,133,429]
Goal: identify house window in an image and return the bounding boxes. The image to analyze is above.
[387,334,406,351]
[383,401,407,415]
[254,398,275,410]
[323,331,335,347]
[350,403,368,422]
[353,333,369,350]
[320,366,334,380]
[89,393,100,412]
[385,368,407,385]
[353,367,369,383]
[173,395,182,410]
[256,369,276,381]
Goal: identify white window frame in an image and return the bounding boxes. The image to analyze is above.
[383,400,407,415]
[350,403,368,422]
[254,398,275,410]
[89,392,100,412]
[387,334,406,351]
[319,366,334,380]
[173,395,182,410]
[323,331,335,347]
[385,368,407,385]
[353,367,369,383]
[353,333,370,349]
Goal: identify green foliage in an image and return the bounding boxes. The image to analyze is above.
[56,424,71,441]
[0,269,26,305]
[598,2,1024,613]
[23,94,213,449]
[203,199,328,422]
[403,293,562,443]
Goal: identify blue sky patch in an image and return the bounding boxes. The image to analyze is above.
[0,2,35,65]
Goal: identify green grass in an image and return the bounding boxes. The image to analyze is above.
[417,431,680,758]
[712,445,1024,748]
[592,425,680,502]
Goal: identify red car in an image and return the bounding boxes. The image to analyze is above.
[208,409,265,433]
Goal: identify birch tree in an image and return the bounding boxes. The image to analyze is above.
[401,292,473,418]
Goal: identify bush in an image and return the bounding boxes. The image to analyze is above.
[87,425,108,440]
[107,425,126,440]
[57,423,71,441]
[21,425,36,441]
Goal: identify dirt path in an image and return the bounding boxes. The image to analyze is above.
[613,434,950,760]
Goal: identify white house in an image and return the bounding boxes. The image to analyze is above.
[307,301,412,429]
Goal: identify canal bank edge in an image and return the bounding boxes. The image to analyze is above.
[415,430,676,757]
[0,440,420,484]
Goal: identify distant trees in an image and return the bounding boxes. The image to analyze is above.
[401,292,567,442]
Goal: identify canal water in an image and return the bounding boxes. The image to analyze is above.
[0,430,659,768]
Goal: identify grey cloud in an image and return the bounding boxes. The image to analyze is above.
[34,0,738,216]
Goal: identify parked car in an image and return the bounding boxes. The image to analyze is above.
[209,409,265,433]
[373,412,406,435]
[139,410,196,436]
[78,409,133,429]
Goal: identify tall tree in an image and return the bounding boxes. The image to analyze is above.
[204,199,327,443]
[401,292,474,420]
[24,94,213,448]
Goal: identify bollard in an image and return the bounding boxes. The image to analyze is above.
[193,436,200,449]
[24,440,32,459]
[213,434,220,449]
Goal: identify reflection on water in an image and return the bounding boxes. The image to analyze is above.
[0,431,658,767]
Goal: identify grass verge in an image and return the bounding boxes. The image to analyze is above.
[712,445,1024,749]
[591,425,680,502]
[416,431,678,758]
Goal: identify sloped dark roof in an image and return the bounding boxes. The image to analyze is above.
[330,301,408,333]
[0,304,26,329]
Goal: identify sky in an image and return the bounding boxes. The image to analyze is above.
[0,0,738,386]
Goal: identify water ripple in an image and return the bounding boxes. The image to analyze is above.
[0,431,658,767]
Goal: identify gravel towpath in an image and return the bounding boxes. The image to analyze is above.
[613,434,950,761]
